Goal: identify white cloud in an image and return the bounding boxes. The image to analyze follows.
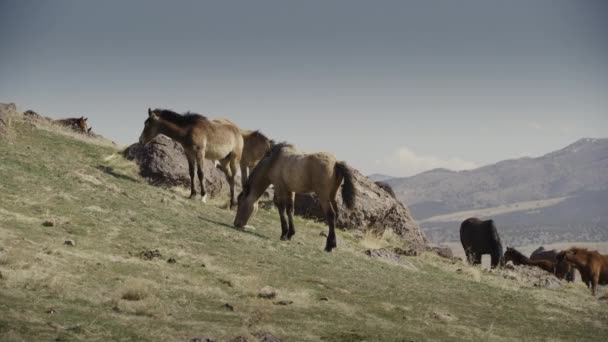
[374,146,477,177]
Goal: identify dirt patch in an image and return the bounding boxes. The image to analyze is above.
[131,249,163,261]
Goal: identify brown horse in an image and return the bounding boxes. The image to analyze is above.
[557,247,608,296]
[54,116,88,133]
[530,246,575,282]
[234,143,356,252]
[239,130,273,186]
[139,108,243,207]
[212,119,273,187]
[504,247,554,273]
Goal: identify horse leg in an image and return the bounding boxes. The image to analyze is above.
[286,192,296,239]
[592,272,599,296]
[186,153,197,199]
[320,199,337,252]
[240,162,249,189]
[228,157,239,209]
[490,253,500,269]
[473,253,482,266]
[196,149,207,202]
[274,193,289,240]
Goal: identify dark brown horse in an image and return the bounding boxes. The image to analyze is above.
[234,143,356,252]
[54,116,88,133]
[460,218,504,268]
[504,247,554,273]
[530,246,575,282]
[557,247,608,296]
[139,108,243,207]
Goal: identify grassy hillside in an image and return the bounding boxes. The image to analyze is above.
[1,119,607,341]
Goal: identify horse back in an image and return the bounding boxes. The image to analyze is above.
[272,151,337,195]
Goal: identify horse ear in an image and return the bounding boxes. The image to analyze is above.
[88,127,92,132]
[148,108,152,117]
[150,111,159,120]
[84,117,88,121]
[80,116,84,120]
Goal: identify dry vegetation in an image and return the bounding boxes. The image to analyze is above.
[1,116,608,341]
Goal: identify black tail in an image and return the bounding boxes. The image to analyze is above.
[335,162,356,210]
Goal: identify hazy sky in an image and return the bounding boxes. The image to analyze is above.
[1,0,607,176]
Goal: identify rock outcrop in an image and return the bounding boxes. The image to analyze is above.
[294,168,427,248]
[124,135,230,198]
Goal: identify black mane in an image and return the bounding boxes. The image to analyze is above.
[241,142,294,196]
[153,108,207,125]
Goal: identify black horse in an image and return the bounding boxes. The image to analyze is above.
[460,218,504,268]
[531,246,576,282]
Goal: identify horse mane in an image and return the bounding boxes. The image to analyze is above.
[153,109,207,125]
[242,142,294,195]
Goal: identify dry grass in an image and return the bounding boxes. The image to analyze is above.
[1,118,608,341]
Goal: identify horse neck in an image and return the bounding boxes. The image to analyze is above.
[247,161,272,200]
[156,120,188,143]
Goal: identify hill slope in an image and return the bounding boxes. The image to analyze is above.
[386,138,608,244]
[1,113,607,341]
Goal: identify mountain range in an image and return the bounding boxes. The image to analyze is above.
[378,138,608,245]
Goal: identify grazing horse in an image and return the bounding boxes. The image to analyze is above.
[531,246,575,282]
[460,218,504,268]
[557,247,608,296]
[504,247,554,273]
[138,108,243,207]
[234,143,357,252]
[54,116,88,133]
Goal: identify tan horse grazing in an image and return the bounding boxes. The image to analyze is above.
[54,116,88,133]
[234,143,357,252]
[504,247,554,273]
[139,108,243,207]
[557,247,608,296]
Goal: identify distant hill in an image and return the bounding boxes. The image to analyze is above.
[385,138,608,245]
[368,173,395,182]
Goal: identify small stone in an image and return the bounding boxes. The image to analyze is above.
[319,231,328,237]
[167,257,177,264]
[64,240,75,247]
[200,263,206,268]
[273,300,293,306]
[258,286,277,299]
[190,337,218,342]
[223,303,234,311]
[42,220,55,227]
[46,308,56,314]
[319,297,329,301]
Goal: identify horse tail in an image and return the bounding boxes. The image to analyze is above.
[335,161,356,210]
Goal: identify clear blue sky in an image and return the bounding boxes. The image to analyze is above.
[1,0,607,176]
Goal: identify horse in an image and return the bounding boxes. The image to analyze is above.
[138,108,244,207]
[557,247,608,296]
[460,218,504,268]
[530,246,575,282]
[504,247,554,273]
[239,130,273,186]
[212,119,273,187]
[233,143,356,252]
[54,116,88,133]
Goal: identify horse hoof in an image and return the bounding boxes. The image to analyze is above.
[189,194,197,199]
[280,235,288,241]
[324,246,334,252]
[201,194,207,203]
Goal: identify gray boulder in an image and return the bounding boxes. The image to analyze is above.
[123,135,230,198]
[294,168,427,248]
